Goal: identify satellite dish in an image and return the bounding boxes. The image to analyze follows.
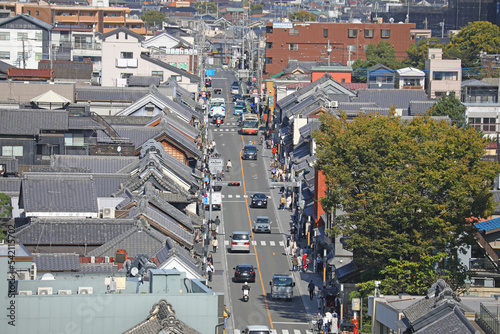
[130,267,139,276]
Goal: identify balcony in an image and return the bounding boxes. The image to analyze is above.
[73,42,101,50]
[115,58,137,68]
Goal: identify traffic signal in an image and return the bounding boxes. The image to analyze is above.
[228,182,240,186]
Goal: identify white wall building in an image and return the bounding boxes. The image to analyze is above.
[0,14,52,70]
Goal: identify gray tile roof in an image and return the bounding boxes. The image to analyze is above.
[101,27,145,42]
[0,177,21,196]
[101,115,158,126]
[91,174,131,197]
[0,14,53,31]
[67,117,106,130]
[338,102,379,111]
[20,173,98,214]
[0,109,68,135]
[79,263,119,273]
[409,101,435,116]
[128,76,161,87]
[50,155,138,174]
[155,238,202,274]
[32,253,80,271]
[13,218,136,245]
[88,223,167,258]
[411,303,477,334]
[75,86,150,103]
[353,89,433,109]
[462,79,495,88]
[298,120,321,140]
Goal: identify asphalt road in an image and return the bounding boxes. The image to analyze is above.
[208,70,310,333]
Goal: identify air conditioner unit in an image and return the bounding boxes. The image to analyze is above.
[325,101,338,108]
[58,290,72,295]
[104,256,110,263]
[78,287,93,295]
[102,207,115,219]
[18,290,32,295]
[90,256,95,264]
[30,263,37,281]
[17,271,30,280]
[37,287,53,295]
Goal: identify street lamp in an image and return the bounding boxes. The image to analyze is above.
[464,279,471,296]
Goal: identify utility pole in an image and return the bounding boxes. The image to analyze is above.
[22,38,26,69]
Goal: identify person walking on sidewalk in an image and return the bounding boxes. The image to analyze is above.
[292,254,299,272]
[308,280,315,300]
[214,216,220,234]
[317,289,324,312]
[331,313,339,334]
[206,262,214,282]
[207,253,213,265]
[211,236,219,253]
[279,195,286,210]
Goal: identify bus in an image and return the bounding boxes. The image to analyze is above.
[209,97,225,117]
[241,113,259,135]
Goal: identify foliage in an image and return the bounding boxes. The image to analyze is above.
[314,113,499,276]
[194,1,217,15]
[289,10,316,22]
[250,4,263,14]
[404,38,448,70]
[351,41,403,82]
[447,21,500,68]
[0,193,11,219]
[427,92,466,128]
[141,11,166,30]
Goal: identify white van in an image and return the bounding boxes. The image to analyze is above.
[243,325,271,334]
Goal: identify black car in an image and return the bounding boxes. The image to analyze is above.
[233,264,255,282]
[241,144,257,160]
[251,193,268,208]
[205,77,212,87]
[232,93,242,102]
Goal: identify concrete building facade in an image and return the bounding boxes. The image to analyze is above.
[264,22,415,78]
[425,48,462,99]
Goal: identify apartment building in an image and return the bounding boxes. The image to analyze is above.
[425,48,461,99]
[264,22,415,78]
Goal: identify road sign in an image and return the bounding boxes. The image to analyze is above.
[203,196,209,205]
[213,181,241,186]
[205,69,215,76]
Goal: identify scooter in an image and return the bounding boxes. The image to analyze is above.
[243,288,249,302]
[216,118,221,128]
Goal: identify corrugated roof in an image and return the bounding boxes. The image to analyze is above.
[0,109,68,135]
[475,218,500,232]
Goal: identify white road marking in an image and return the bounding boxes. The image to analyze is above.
[251,241,257,245]
[224,240,229,245]
[260,241,266,246]
[228,195,233,198]
[270,241,276,246]
[282,330,289,334]
[235,195,240,198]
[244,195,248,198]
[279,241,284,247]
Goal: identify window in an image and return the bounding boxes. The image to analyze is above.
[120,52,133,59]
[323,29,328,38]
[64,133,84,146]
[381,29,390,38]
[266,42,273,49]
[171,75,181,82]
[36,11,39,16]
[17,51,28,60]
[17,32,28,41]
[27,10,30,15]
[35,32,42,41]
[289,28,299,36]
[116,33,119,39]
[289,43,298,51]
[266,26,273,34]
[265,57,272,64]
[36,144,59,161]
[2,146,23,157]
[469,117,496,132]
[0,32,9,40]
[0,51,9,59]
[120,73,132,79]
[433,71,458,80]
[125,34,128,39]
[145,106,155,115]
[348,45,357,52]
[348,29,357,38]
[364,29,374,38]
[35,52,42,61]
[151,70,163,82]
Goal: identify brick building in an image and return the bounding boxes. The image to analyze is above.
[264,22,415,78]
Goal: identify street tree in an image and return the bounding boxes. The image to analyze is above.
[0,193,12,240]
[427,92,466,128]
[194,1,217,15]
[289,10,316,22]
[250,4,263,14]
[314,112,499,275]
[447,21,500,68]
[404,37,448,70]
[141,11,166,31]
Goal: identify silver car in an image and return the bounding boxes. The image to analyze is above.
[253,216,271,233]
[230,231,251,253]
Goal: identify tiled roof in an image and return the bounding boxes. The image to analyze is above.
[75,86,150,103]
[0,109,68,135]
[475,218,500,232]
[79,263,119,273]
[8,68,52,78]
[128,76,161,87]
[0,178,21,196]
[14,218,136,245]
[409,101,435,116]
[141,55,200,83]
[50,155,138,174]
[88,223,167,258]
[0,14,53,31]
[101,27,145,42]
[342,83,368,90]
[67,117,105,130]
[101,115,158,126]
[32,253,80,271]
[411,303,477,334]
[354,89,432,109]
[91,174,131,197]
[335,261,358,279]
[21,173,98,214]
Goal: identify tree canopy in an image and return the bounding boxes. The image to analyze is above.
[404,37,448,70]
[314,113,499,277]
[352,41,404,70]
[447,21,500,68]
[0,193,11,240]
[141,11,166,31]
[194,1,217,15]
[427,92,466,128]
[289,10,316,22]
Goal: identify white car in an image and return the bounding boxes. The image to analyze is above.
[243,325,271,334]
[230,231,250,253]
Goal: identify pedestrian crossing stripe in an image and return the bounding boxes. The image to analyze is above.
[221,195,271,199]
[260,241,266,246]
[233,330,312,334]
[228,195,233,198]
[235,195,240,198]
[270,241,276,246]
[251,241,257,245]
[224,240,285,247]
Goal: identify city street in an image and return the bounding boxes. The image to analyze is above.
[205,69,323,334]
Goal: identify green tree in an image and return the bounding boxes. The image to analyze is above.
[352,41,403,82]
[0,193,12,241]
[289,10,316,22]
[447,21,500,68]
[194,1,217,15]
[404,38,447,70]
[427,92,466,128]
[141,11,166,30]
[314,113,499,274]
[250,4,263,14]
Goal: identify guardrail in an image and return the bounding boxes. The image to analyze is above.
[477,302,500,334]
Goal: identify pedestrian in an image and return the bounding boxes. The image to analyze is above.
[291,239,297,255]
[216,170,222,181]
[279,195,286,210]
[286,194,292,210]
[308,280,315,300]
[331,313,339,334]
[292,254,299,272]
[317,289,324,312]
[207,253,213,265]
[272,146,277,159]
[325,311,332,333]
[214,216,220,234]
[317,254,323,273]
[211,236,219,253]
[206,262,214,282]
[316,312,323,332]
[223,304,231,329]
[302,253,308,272]
[322,313,330,334]
[286,236,291,255]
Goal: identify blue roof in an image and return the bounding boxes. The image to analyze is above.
[475,218,500,232]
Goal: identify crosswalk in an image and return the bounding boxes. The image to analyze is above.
[225,240,285,247]
[233,330,313,334]
[220,194,271,199]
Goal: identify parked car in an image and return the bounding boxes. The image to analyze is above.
[233,264,256,282]
[241,144,257,160]
[253,216,271,233]
[230,231,251,253]
[251,193,268,208]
